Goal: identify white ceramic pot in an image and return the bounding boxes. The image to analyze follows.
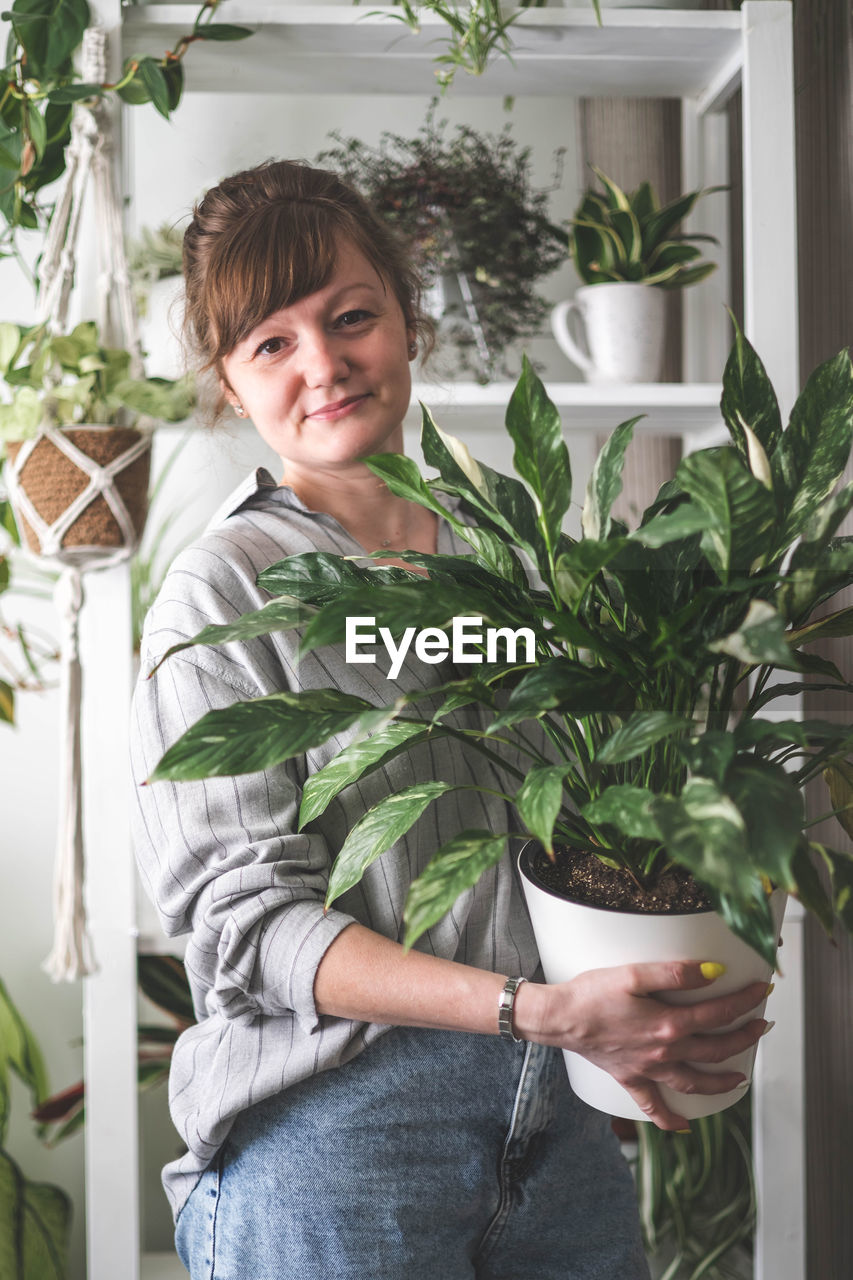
[551,282,666,384]
[518,842,785,1122]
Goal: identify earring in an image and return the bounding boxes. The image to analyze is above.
[233,404,245,417]
[408,341,417,357]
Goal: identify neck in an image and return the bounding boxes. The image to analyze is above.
[281,463,437,555]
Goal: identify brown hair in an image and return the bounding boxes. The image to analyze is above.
[182,159,432,416]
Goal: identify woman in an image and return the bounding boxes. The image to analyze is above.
[131,160,770,1279]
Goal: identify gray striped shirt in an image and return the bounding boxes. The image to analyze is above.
[130,468,540,1219]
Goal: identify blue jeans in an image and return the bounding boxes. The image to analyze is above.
[175,1026,649,1279]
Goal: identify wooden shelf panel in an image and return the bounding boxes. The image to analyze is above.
[123,6,743,99]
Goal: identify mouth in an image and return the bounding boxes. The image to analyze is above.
[306,393,371,421]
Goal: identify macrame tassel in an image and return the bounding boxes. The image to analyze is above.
[43,567,97,981]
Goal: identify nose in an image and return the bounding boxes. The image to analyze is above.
[298,329,350,388]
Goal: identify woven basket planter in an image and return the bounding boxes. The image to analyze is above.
[6,424,151,563]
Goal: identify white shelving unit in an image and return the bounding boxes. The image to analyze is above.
[80,6,801,1278]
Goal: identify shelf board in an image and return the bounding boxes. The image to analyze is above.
[123,6,743,100]
[407,381,724,435]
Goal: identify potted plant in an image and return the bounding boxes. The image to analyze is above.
[146,325,853,1123]
[553,166,720,383]
[0,320,194,560]
[319,111,565,381]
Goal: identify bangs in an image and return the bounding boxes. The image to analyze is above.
[202,200,343,363]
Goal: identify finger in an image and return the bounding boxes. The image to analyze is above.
[675,984,770,1035]
[620,960,740,997]
[679,1017,769,1065]
[643,1061,749,1097]
[620,1078,690,1132]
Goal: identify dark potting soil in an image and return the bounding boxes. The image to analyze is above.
[528,845,713,915]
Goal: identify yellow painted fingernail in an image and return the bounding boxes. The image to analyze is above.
[765,982,775,998]
[700,962,726,981]
[675,1128,691,1134]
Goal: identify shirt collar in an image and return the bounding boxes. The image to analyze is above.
[204,465,470,535]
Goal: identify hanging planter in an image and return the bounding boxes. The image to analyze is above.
[6,425,151,563]
[518,840,785,1122]
[0,321,193,565]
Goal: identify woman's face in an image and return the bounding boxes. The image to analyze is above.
[219,237,415,479]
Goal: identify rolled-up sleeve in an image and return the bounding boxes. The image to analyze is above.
[131,650,357,1035]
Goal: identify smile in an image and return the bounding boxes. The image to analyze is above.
[306,394,371,421]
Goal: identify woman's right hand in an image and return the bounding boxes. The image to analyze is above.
[513,962,771,1130]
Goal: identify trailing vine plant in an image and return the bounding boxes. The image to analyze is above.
[0,0,252,266]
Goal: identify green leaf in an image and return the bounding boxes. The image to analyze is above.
[772,349,853,546]
[676,447,776,579]
[403,829,508,948]
[504,356,571,555]
[0,680,13,724]
[824,760,853,840]
[489,658,633,731]
[676,731,736,785]
[791,843,835,937]
[787,605,853,646]
[514,764,570,854]
[257,551,404,603]
[193,23,254,42]
[326,780,454,907]
[419,406,544,564]
[629,503,711,548]
[137,954,194,1025]
[46,82,102,104]
[720,324,783,460]
[44,0,89,70]
[299,720,430,827]
[582,784,661,842]
[148,690,385,782]
[0,976,49,1144]
[594,711,689,766]
[554,537,624,610]
[147,599,314,676]
[709,600,799,670]
[581,417,638,541]
[810,842,853,932]
[137,57,172,120]
[652,778,750,899]
[0,1149,71,1280]
[724,758,802,889]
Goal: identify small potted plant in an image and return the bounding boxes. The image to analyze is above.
[318,111,565,381]
[553,166,720,383]
[0,320,194,561]
[147,324,853,1122]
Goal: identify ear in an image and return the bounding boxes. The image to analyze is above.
[218,375,238,409]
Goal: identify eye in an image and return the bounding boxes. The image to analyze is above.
[254,336,286,358]
[336,309,373,328]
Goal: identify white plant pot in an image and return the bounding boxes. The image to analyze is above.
[551,282,666,384]
[518,842,785,1122]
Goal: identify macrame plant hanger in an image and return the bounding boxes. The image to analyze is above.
[9,28,146,981]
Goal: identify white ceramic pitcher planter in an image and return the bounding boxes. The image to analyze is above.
[551,282,666,384]
[518,842,785,1123]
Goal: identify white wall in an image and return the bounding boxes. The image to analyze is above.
[1,82,587,1270]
